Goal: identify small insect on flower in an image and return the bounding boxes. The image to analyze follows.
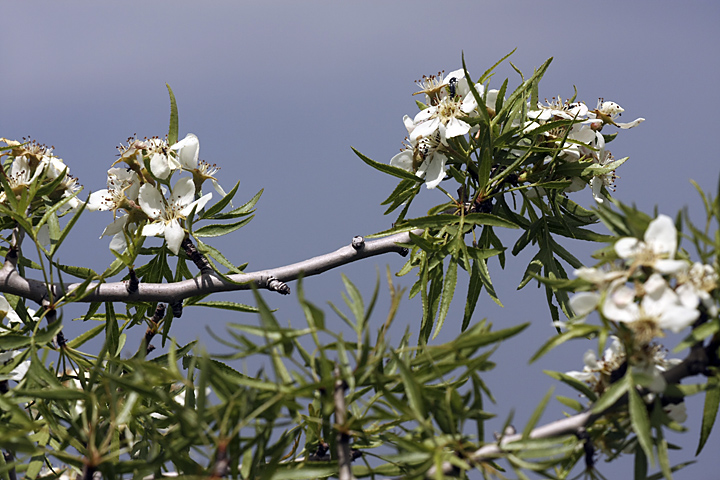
[448,77,458,98]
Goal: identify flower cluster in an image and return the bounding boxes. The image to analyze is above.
[389,67,644,204]
[88,134,223,254]
[0,137,83,214]
[569,215,716,341]
[565,215,717,407]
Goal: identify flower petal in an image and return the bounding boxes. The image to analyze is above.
[171,133,200,169]
[138,184,165,219]
[164,219,185,255]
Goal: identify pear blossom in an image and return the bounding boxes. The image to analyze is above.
[146,137,180,180]
[171,133,228,198]
[566,336,625,394]
[589,149,617,204]
[88,168,144,251]
[528,97,589,122]
[614,214,687,274]
[0,155,44,204]
[139,178,212,254]
[412,68,469,105]
[87,168,140,212]
[676,262,719,317]
[665,402,687,423]
[589,99,645,129]
[602,274,699,342]
[390,133,447,189]
[410,85,481,145]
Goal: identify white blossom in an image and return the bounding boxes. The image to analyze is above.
[171,133,228,199]
[614,214,688,274]
[146,137,180,180]
[139,178,212,254]
[602,274,699,341]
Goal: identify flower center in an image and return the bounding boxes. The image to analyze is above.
[436,98,463,124]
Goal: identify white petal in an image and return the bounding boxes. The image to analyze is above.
[657,306,699,333]
[614,237,642,259]
[654,259,689,275]
[410,117,440,143]
[180,192,213,217]
[211,179,228,199]
[422,153,447,189]
[443,117,471,139]
[402,115,415,135]
[569,292,600,317]
[138,184,165,219]
[645,215,677,257]
[390,150,414,172]
[171,133,200,169]
[87,190,112,211]
[665,403,687,423]
[142,222,166,238]
[169,177,196,209]
[164,219,185,255]
[101,215,128,238]
[150,153,172,180]
[109,233,127,253]
[616,118,644,129]
[582,349,599,369]
[602,282,640,323]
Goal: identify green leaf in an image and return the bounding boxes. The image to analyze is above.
[166,83,179,145]
[50,196,87,256]
[591,373,630,414]
[195,239,242,274]
[105,302,120,358]
[392,351,427,422]
[212,188,263,220]
[433,255,457,340]
[530,324,600,363]
[543,370,597,402]
[462,260,483,331]
[19,388,86,401]
[189,301,259,313]
[52,261,98,280]
[66,323,105,349]
[352,147,421,182]
[194,216,253,237]
[628,382,654,465]
[522,386,554,439]
[696,374,720,455]
[201,181,241,219]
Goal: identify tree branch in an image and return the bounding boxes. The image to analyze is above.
[0,231,416,307]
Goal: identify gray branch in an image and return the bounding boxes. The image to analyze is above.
[0,231,417,306]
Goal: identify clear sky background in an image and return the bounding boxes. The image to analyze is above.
[3,1,720,478]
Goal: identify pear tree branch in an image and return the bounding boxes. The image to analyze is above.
[0,231,417,309]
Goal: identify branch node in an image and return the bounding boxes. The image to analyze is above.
[267,276,291,295]
[182,238,213,275]
[126,268,139,294]
[351,235,365,250]
[576,428,595,470]
[170,301,183,318]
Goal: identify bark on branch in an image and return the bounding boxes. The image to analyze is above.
[0,231,417,307]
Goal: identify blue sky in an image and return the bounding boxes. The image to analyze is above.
[3,1,720,477]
